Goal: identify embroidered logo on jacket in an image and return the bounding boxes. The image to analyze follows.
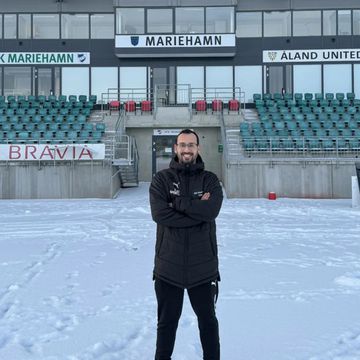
[170,182,180,196]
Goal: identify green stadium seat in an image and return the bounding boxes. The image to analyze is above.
[346,92,355,100]
[294,93,303,101]
[48,95,57,103]
[325,93,334,101]
[43,131,54,142]
[263,93,272,101]
[308,139,321,150]
[95,123,106,132]
[58,95,67,103]
[79,130,91,142]
[243,138,255,151]
[314,129,327,137]
[315,93,323,101]
[2,123,11,132]
[55,115,64,124]
[37,123,47,132]
[304,93,313,101]
[336,93,345,101]
[14,123,24,132]
[327,128,339,137]
[25,123,35,132]
[6,131,17,142]
[341,129,352,137]
[60,123,71,131]
[78,95,87,103]
[89,95,97,103]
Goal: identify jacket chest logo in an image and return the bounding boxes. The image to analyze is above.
[170,182,180,196]
[193,190,203,198]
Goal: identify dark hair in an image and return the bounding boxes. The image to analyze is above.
[176,129,199,145]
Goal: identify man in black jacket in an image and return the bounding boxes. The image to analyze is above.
[149,129,223,360]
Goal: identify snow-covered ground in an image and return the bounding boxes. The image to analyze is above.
[0,183,360,360]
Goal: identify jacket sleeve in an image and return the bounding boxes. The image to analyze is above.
[173,173,223,222]
[149,172,203,228]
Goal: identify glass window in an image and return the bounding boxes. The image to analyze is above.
[177,66,204,103]
[62,67,89,98]
[206,7,234,33]
[175,7,204,34]
[206,66,233,100]
[4,14,17,39]
[4,67,31,97]
[264,11,291,37]
[338,10,351,35]
[324,64,351,94]
[119,67,147,101]
[61,14,89,39]
[353,10,360,35]
[19,14,31,39]
[33,14,59,39]
[236,12,261,38]
[147,9,172,33]
[293,11,321,36]
[293,65,321,95]
[91,14,114,39]
[0,16,2,38]
[323,10,336,36]
[235,66,262,103]
[91,67,118,104]
[353,65,360,99]
[116,8,144,34]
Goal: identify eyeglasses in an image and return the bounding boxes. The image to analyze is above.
[176,142,198,149]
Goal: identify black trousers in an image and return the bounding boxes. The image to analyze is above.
[154,278,220,360]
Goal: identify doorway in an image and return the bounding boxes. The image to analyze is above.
[34,67,60,97]
[150,66,176,106]
[266,65,292,94]
[152,131,178,176]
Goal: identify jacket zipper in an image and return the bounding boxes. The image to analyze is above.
[183,169,190,287]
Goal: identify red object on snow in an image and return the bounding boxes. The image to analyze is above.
[268,192,277,200]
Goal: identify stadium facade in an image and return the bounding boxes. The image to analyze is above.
[0,0,359,198]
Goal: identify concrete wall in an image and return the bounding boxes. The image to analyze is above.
[0,161,121,199]
[126,126,223,181]
[224,160,358,198]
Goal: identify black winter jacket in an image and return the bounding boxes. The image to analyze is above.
[149,155,223,289]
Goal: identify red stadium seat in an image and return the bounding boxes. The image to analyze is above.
[141,100,152,113]
[125,100,136,113]
[195,100,207,113]
[109,100,120,114]
[228,99,239,113]
[212,99,223,113]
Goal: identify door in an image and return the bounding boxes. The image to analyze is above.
[152,134,177,176]
[34,67,60,97]
[151,67,168,106]
[266,65,292,94]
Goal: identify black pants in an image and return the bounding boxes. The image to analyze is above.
[154,278,220,360]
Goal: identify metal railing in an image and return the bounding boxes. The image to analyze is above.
[240,136,360,159]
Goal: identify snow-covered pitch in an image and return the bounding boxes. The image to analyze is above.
[0,183,360,360]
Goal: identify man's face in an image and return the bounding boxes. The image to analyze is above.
[174,133,199,164]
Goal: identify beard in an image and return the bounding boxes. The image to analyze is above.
[178,152,197,164]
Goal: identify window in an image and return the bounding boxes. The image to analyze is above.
[116,8,144,34]
[293,65,321,95]
[175,7,204,34]
[19,14,31,39]
[91,14,114,39]
[0,16,2,38]
[177,66,204,103]
[324,64,351,94]
[235,66,262,103]
[4,67,31,97]
[91,67,118,104]
[119,67,147,101]
[354,65,360,98]
[62,14,89,39]
[33,14,59,39]
[4,14,17,39]
[62,67,89,97]
[264,11,291,37]
[323,10,336,36]
[338,10,351,35]
[147,9,172,33]
[293,11,321,36]
[353,10,360,35]
[236,12,261,37]
[206,7,234,33]
[206,66,233,100]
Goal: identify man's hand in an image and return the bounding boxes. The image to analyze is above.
[201,192,210,200]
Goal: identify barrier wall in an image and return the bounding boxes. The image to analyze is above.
[0,161,121,199]
[224,159,357,198]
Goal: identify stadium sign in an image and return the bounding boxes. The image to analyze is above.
[116,34,235,48]
[0,144,105,161]
[263,49,360,63]
[0,52,90,65]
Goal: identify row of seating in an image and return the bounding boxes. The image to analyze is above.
[253,92,356,102]
[0,122,105,132]
[1,95,97,103]
[0,114,89,124]
[109,100,152,114]
[194,99,240,113]
[0,100,94,110]
[242,137,360,152]
[0,129,103,144]
[0,107,92,118]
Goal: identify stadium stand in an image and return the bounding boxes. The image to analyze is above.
[0,95,106,144]
[240,92,360,155]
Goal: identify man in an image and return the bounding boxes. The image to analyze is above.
[149,129,223,360]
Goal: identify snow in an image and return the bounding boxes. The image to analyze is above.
[0,183,360,360]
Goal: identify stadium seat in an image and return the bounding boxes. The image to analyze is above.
[79,95,87,103]
[95,123,106,132]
